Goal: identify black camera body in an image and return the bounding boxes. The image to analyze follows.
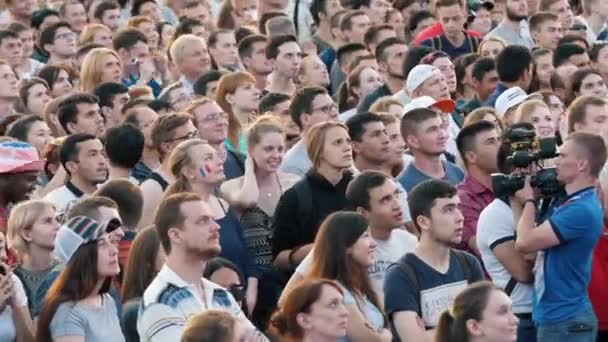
[491,128,560,198]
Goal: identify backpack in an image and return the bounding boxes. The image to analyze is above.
[394,250,475,315]
[431,34,480,54]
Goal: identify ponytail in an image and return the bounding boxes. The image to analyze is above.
[434,309,458,342]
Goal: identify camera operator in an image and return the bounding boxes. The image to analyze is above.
[477,123,536,342]
[513,132,607,342]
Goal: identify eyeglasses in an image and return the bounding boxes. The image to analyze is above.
[166,130,198,142]
[200,112,228,124]
[311,103,338,114]
[55,32,76,41]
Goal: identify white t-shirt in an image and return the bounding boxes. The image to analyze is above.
[477,198,533,314]
[0,275,28,341]
[296,229,418,301]
[44,185,85,219]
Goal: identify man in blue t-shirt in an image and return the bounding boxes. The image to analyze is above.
[397,107,464,193]
[512,132,607,342]
[419,0,480,60]
[384,180,483,342]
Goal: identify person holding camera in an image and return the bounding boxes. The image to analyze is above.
[513,132,607,342]
[477,123,537,342]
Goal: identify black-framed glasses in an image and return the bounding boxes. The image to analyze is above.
[311,103,338,114]
[165,130,198,142]
[229,284,246,302]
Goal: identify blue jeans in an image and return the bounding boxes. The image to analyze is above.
[537,311,598,342]
[518,317,537,342]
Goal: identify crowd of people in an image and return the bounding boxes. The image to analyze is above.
[0,0,607,341]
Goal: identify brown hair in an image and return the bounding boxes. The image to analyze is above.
[566,132,608,177]
[150,112,193,158]
[164,139,208,197]
[155,192,202,254]
[246,114,284,148]
[306,121,349,170]
[80,48,123,93]
[18,77,50,109]
[271,279,344,339]
[369,96,403,115]
[464,107,505,132]
[567,95,607,133]
[515,99,551,125]
[78,23,111,46]
[121,226,163,302]
[337,65,374,113]
[181,310,237,342]
[215,71,257,152]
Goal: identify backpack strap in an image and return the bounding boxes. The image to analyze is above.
[452,250,473,284]
[468,34,480,53]
[394,257,422,315]
[504,277,517,296]
[432,36,442,51]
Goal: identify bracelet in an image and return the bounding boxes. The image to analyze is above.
[288,246,302,271]
[523,199,537,207]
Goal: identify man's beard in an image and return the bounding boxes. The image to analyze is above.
[506,6,528,22]
[185,243,221,260]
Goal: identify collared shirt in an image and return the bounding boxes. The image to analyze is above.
[457,175,494,254]
[138,265,256,342]
[460,96,482,116]
[44,181,87,220]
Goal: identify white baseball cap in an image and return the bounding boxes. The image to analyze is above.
[402,96,456,115]
[495,87,543,117]
[406,65,440,95]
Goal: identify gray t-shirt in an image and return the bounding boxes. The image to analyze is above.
[396,160,464,193]
[280,139,312,178]
[50,293,125,342]
[486,22,534,49]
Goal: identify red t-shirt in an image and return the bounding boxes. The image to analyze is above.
[589,224,608,331]
[413,23,481,46]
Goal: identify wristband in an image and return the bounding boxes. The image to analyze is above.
[523,199,537,207]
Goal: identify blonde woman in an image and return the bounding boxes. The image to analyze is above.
[478,36,507,59]
[80,48,123,93]
[514,99,556,139]
[6,200,60,317]
[78,23,113,48]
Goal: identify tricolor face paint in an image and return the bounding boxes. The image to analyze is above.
[200,164,212,177]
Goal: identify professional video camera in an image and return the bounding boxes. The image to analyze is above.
[491,128,561,198]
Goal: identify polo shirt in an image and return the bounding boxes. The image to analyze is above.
[44,181,87,219]
[534,187,603,325]
[138,265,255,342]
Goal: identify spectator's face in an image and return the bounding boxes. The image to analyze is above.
[163,121,197,155]
[365,179,404,228]
[547,0,573,30]
[192,101,228,144]
[273,42,302,79]
[476,69,499,100]
[68,138,108,184]
[506,0,528,21]
[469,128,500,172]
[134,107,159,148]
[408,116,448,156]
[101,8,121,31]
[26,84,51,117]
[349,229,376,267]
[436,4,466,41]
[0,64,18,99]
[5,171,39,203]
[591,45,608,79]
[473,290,519,341]
[300,284,348,340]
[29,206,60,252]
[555,139,585,182]
[271,100,299,137]
[209,267,242,296]
[250,131,285,173]
[366,0,392,25]
[244,41,272,75]
[233,0,257,27]
[573,104,608,138]
[96,233,120,277]
[51,27,77,57]
[579,73,608,98]
[546,95,564,127]
[433,57,457,94]
[183,4,213,31]
[298,56,329,87]
[17,29,34,59]
[64,3,87,32]
[104,92,129,127]
[8,0,36,18]
[322,0,344,22]
[400,1,422,25]
[125,41,150,62]
[136,21,159,50]
[533,20,562,50]
[385,121,406,166]
[99,53,123,83]
[0,36,23,69]
[353,121,391,165]
[569,52,590,68]
[469,8,492,36]
[354,67,382,99]
[203,80,220,99]
[26,120,53,155]
[370,29,396,51]
[320,126,353,170]
[178,41,212,78]
[92,29,113,48]
[232,81,261,112]
[381,43,408,79]
[139,1,161,23]
[423,195,464,244]
[412,17,436,38]
[302,94,338,129]
[387,11,404,38]
[491,1,506,22]
[160,24,175,48]
[166,87,190,112]
[344,14,371,44]
[556,63,577,90]
[416,71,450,101]
[177,200,221,258]
[525,105,555,138]
[96,206,125,244]
[50,69,73,98]
[534,53,554,86]
[189,143,226,185]
[190,25,206,39]
[210,33,238,68]
[479,41,504,59]
[70,102,105,137]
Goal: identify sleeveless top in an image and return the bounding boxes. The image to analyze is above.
[239,176,284,269]
[148,172,169,191]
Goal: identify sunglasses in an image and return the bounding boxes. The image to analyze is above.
[229,284,246,302]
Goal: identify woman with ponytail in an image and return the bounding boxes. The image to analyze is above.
[337,65,383,122]
[434,281,518,342]
[163,139,260,315]
[270,279,349,342]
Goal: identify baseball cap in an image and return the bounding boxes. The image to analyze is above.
[406,65,440,95]
[53,216,122,264]
[495,87,543,117]
[403,96,456,115]
[0,141,45,174]
[468,0,495,11]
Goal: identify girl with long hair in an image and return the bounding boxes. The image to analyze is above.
[435,281,518,342]
[36,217,124,342]
[529,48,554,93]
[215,71,261,153]
[514,99,556,139]
[17,78,52,117]
[80,48,123,93]
[36,65,74,99]
[337,65,383,120]
[304,211,391,342]
[78,24,113,48]
[163,139,260,314]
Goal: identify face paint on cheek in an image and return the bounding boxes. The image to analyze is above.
[200,164,212,176]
